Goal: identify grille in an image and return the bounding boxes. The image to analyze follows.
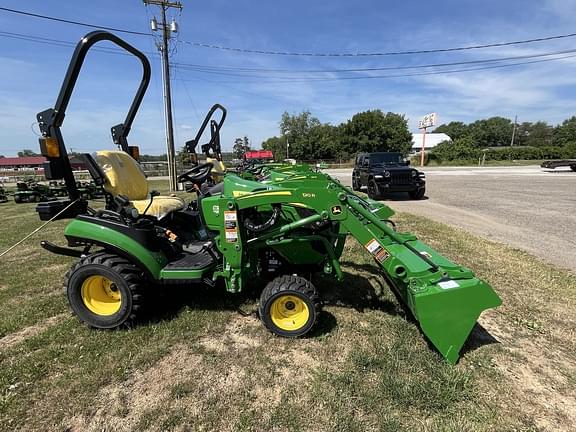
[390,172,413,185]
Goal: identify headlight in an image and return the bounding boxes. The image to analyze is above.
[374,175,383,179]
[411,170,417,177]
[384,171,391,178]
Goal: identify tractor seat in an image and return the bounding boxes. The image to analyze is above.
[95,150,184,219]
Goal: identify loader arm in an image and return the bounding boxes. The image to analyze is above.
[226,170,501,363]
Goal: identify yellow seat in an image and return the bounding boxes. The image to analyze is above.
[95,150,184,219]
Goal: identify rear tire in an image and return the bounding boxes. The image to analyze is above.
[259,275,319,337]
[65,252,146,329]
[14,195,22,204]
[409,188,426,200]
[367,180,381,200]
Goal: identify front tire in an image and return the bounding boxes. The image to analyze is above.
[409,188,426,200]
[367,180,381,200]
[65,252,146,329]
[352,176,361,191]
[14,195,22,203]
[259,275,319,337]
[570,164,576,172]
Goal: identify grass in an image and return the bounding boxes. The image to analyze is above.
[0,185,574,431]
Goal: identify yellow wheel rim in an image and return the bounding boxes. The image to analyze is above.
[81,275,121,316]
[270,295,310,331]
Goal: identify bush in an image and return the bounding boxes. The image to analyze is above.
[431,138,482,163]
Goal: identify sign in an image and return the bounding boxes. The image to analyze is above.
[418,112,437,130]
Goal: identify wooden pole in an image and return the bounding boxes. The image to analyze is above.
[420,127,427,167]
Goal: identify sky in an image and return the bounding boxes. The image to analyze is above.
[1,0,576,156]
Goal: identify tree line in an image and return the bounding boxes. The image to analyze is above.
[257,111,576,163]
[432,116,576,162]
[262,110,412,161]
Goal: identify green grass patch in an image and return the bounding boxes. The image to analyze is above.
[0,195,574,431]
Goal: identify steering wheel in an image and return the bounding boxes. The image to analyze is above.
[177,162,214,186]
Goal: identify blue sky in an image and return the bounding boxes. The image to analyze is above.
[1,0,576,156]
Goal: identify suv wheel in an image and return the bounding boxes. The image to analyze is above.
[352,177,361,191]
[409,188,426,200]
[367,180,381,200]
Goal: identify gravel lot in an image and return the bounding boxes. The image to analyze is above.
[327,165,576,270]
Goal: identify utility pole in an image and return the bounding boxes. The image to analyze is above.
[510,115,518,147]
[144,0,182,191]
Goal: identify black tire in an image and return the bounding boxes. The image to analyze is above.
[367,180,381,200]
[14,195,22,204]
[65,252,146,329]
[259,275,319,338]
[409,188,426,200]
[570,164,576,172]
[352,176,361,191]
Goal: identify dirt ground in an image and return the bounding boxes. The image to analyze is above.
[327,165,576,270]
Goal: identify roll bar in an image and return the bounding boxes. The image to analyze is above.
[185,103,227,162]
[36,31,151,200]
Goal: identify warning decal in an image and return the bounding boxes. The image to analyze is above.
[365,239,390,262]
[224,211,238,243]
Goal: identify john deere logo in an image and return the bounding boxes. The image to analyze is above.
[331,206,342,215]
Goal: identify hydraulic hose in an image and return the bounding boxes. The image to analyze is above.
[244,205,281,233]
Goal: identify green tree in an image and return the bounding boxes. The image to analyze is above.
[340,110,412,156]
[432,137,482,162]
[262,136,286,161]
[433,121,469,141]
[524,121,554,147]
[232,137,251,159]
[176,146,194,165]
[280,111,322,160]
[18,149,40,157]
[553,116,576,146]
[468,117,514,147]
[140,154,167,162]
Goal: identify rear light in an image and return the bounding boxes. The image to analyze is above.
[39,137,60,157]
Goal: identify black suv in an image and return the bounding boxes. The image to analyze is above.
[352,152,426,199]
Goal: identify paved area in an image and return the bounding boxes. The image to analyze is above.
[326,166,576,270]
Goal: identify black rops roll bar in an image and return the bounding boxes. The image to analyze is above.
[185,103,227,162]
[36,31,151,201]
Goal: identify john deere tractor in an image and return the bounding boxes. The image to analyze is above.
[14,179,50,203]
[35,31,501,364]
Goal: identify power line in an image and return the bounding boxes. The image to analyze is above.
[2,6,576,58]
[0,31,158,57]
[173,53,576,84]
[2,29,575,83]
[0,6,150,36]
[180,32,576,57]
[172,48,576,75]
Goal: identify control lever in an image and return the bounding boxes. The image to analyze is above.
[142,190,160,216]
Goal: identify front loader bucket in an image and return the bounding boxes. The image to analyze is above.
[407,278,502,364]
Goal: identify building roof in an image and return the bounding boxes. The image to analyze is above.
[411,133,451,149]
[0,156,46,166]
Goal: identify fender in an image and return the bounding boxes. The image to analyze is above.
[64,218,167,279]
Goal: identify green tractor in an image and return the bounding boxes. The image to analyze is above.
[35,31,501,364]
[49,180,68,197]
[14,178,50,203]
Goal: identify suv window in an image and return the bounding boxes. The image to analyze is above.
[370,153,403,165]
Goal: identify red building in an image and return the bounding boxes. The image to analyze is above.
[0,156,87,171]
